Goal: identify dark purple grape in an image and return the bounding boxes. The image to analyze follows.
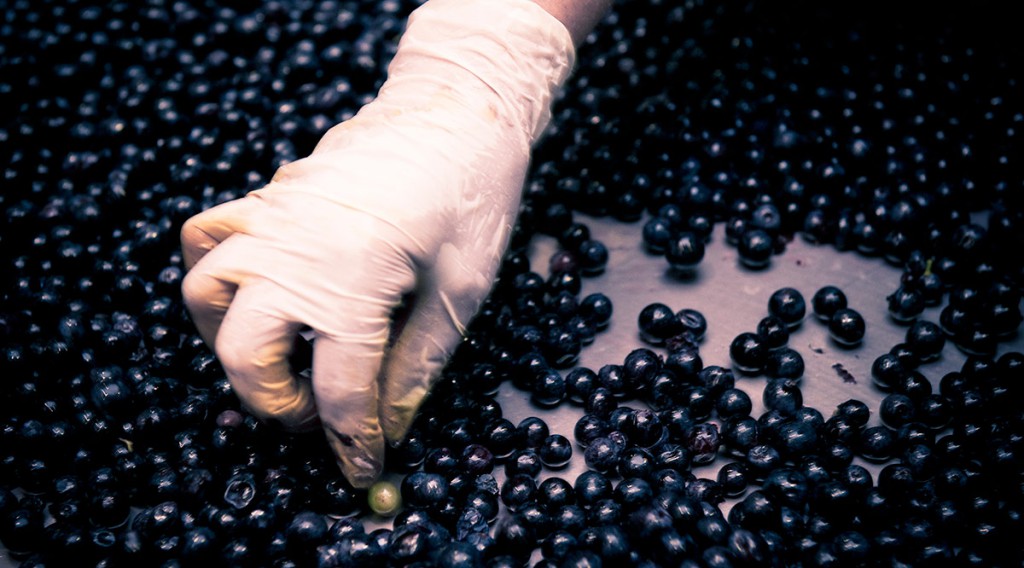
[543,326,581,369]
[915,272,946,306]
[285,509,328,557]
[538,434,573,469]
[939,302,971,338]
[584,386,618,417]
[576,239,609,276]
[654,407,693,448]
[715,388,753,421]
[696,365,736,397]
[541,530,578,562]
[597,364,631,399]
[493,513,536,563]
[916,394,953,430]
[686,423,721,466]
[745,444,783,480]
[801,209,831,244]
[656,203,686,230]
[559,222,591,251]
[1,505,46,557]
[688,213,714,242]
[500,474,537,512]
[460,444,494,476]
[624,408,666,448]
[648,469,687,499]
[749,203,783,236]
[889,342,921,371]
[637,303,684,345]
[612,477,653,511]
[89,488,131,529]
[565,366,599,405]
[729,332,767,373]
[223,472,257,511]
[762,378,803,416]
[829,308,866,347]
[536,476,575,511]
[387,521,437,565]
[794,408,824,431]
[663,347,703,383]
[616,446,656,480]
[675,308,708,343]
[579,293,613,330]
[721,417,761,458]
[643,368,684,413]
[756,315,790,350]
[905,320,946,362]
[583,436,622,475]
[887,285,925,323]
[738,229,773,269]
[505,449,543,479]
[531,369,567,407]
[776,420,820,460]
[795,457,831,495]
[400,472,449,511]
[763,347,805,380]
[726,527,770,565]
[878,393,917,429]
[717,462,750,498]
[686,386,715,422]
[481,419,520,461]
[666,231,705,272]
[695,516,731,551]
[768,287,806,329]
[858,426,896,463]
[893,370,932,402]
[621,348,662,392]
[573,413,610,449]
[835,399,871,428]
[761,468,810,509]
[871,353,907,391]
[726,216,748,245]
[574,470,613,507]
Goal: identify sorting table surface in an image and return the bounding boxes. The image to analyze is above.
[489,211,1023,518]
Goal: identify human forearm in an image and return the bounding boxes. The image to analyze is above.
[530,0,614,46]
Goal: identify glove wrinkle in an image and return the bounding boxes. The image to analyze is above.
[181,224,220,268]
[263,175,440,263]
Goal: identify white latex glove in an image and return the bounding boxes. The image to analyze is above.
[180,0,574,487]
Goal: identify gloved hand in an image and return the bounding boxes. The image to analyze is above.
[180,0,575,487]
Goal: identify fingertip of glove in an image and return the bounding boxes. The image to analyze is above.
[337,456,383,490]
[382,414,417,448]
[325,427,385,489]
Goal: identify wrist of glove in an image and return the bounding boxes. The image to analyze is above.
[180,0,574,488]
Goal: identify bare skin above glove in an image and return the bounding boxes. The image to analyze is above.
[180,0,585,488]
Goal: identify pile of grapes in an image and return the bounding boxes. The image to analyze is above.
[2,0,1022,566]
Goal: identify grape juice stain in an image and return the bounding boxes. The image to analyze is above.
[832,362,857,384]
